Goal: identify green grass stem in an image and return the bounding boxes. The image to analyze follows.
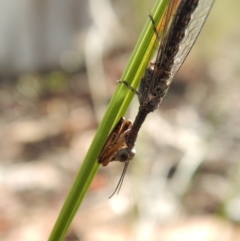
[48,0,170,240]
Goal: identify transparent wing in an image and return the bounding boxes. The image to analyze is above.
[170,0,215,79]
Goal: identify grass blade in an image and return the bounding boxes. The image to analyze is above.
[48,0,170,240]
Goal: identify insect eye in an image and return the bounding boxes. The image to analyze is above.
[116,148,135,162]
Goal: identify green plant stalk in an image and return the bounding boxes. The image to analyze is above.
[48,0,170,240]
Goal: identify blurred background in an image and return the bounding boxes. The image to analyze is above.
[1,0,240,240]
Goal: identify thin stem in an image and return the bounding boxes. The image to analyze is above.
[48,1,170,240]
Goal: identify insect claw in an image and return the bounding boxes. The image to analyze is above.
[118,80,141,96]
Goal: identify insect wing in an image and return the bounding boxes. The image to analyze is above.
[170,0,215,79]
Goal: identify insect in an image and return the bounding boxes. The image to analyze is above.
[121,0,215,150]
[99,0,215,196]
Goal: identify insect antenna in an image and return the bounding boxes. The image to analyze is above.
[109,162,129,199]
